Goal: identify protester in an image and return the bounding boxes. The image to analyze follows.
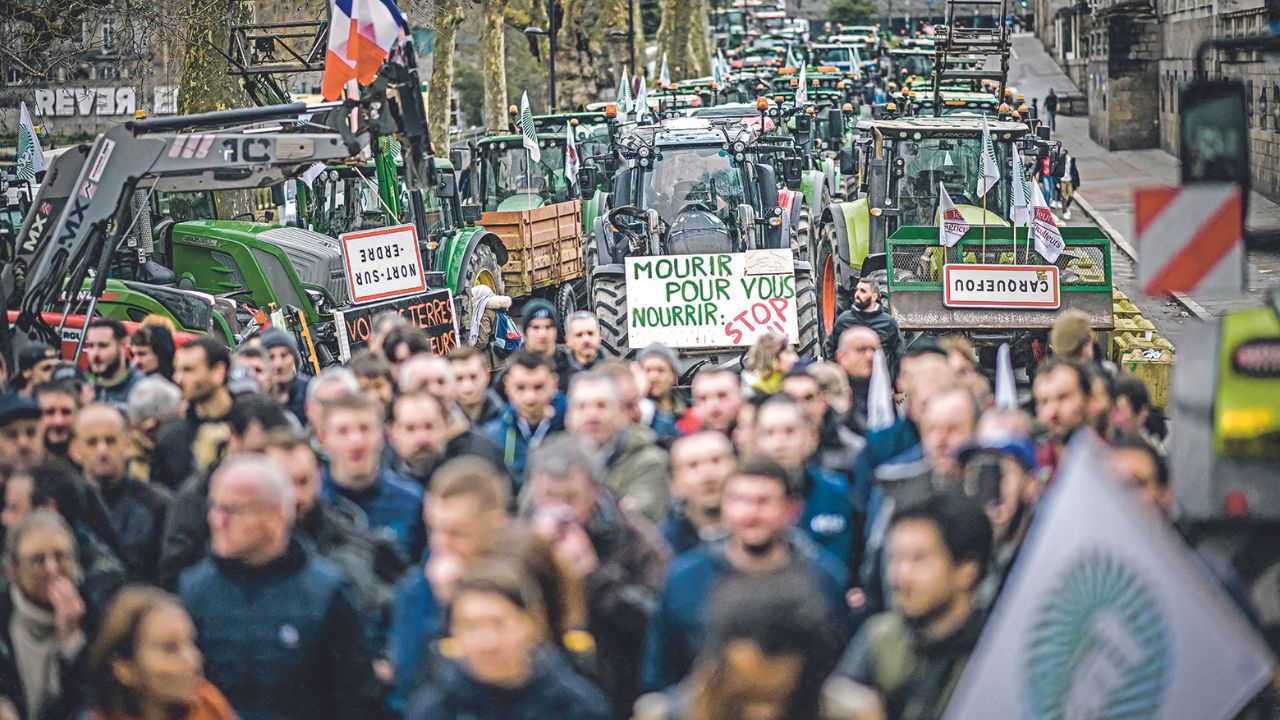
[938,335,991,408]
[398,354,455,398]
[388,390,506,490]
[1044,87,1058,130]
[152,337,232,490]
[258,327,310,424]
[84,320,142,405]
[638,343,687,419]
[1031,358,1091,479]
[661,432,734,556]
[1109,434,1172,517]
[122,376,183,482]
[302,366,361,433]
[740,332,796,397]
[179,455,379,720]
[780,366,865,478]
[348,349,395,412]
[231,344,270,393]
[916,387,980,486]
[1056,146,1079,219]
[688,369,743,435]
[1111,371,1164,451]
[824,278,904,374]
[85,586,236,720]
[12,345,59,399]
[449,345,504,425]
[484,350,563,487]
[33,381,80,463]
[563,311,603,383]
[126,324,175,379]
[835,326,882,435]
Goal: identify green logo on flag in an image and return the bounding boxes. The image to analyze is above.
[1025,549,1172,718]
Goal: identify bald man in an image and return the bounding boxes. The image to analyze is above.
[836,325,882,435]
[70,403,170,581]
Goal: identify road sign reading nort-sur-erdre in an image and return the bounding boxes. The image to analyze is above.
[943,264,1061,309]
[624,249,799,349]
[340,223,428,305]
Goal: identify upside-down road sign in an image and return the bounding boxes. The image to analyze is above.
[1135,184,1244,297]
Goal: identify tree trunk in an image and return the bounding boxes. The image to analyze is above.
[429,0,464,157]
[629,0,645,79]
[481,0,509,132]
[685,0,710,77]
[656,0,690,81]
[178,0,248,113]
[554,0,608,111]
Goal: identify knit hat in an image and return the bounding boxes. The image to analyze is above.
[521,298,559,333]
[259,327,301,366]
[17,344,57,373]
[1049,309,1093,358]
[637,342,682,375]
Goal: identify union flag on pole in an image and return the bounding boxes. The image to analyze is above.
[939,182,969,247]
[322,0,407,101]
[565,122,580,188]
[1031,184,1065,262]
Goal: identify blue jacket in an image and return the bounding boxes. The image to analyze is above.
[638,535,849,693]
[406,648,610,720]
[178,539,379,720]
[800,465,856,569]
[388,556,448,713]
[482,404,564,487]
[853,418,920,538]
[322,465,425,561]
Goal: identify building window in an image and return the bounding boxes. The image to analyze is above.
[101,19,116,52]
[1247,80,1255,129]
[4,67,20,86]
[1261,84,1269,130]
[1272,85,1279,133]
[98,64,119,80]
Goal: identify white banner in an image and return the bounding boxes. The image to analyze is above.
[945,433,1275,720]
[624,249,799,349]
[339,223,427,305]
[943,264,1060,309]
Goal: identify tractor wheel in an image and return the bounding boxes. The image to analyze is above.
[791,201,811,263]
[455,243,506,341]
[795,266,821,359]
[592,274,629,359]
[813,217,848,352]
[555,279,583,325]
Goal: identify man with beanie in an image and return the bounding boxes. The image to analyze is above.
[259,327,310,424]
[492,298,569,398]
[638,343,687,419]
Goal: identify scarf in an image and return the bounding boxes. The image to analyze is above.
[10,585,60,720]
[468,285,497,345]
[91,679,238,720]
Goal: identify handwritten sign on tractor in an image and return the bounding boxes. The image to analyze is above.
[943,264,1061,309]
[340,223,428,305]
[625,249,799,349]
[334,288,457,361]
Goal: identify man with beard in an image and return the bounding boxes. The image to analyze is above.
[640,455,848,694]
[387,390,506,490]
[832,491,992,719]
[0,394,44,469]
[11,344,59,398]
[83,319,141,404]
[259,327,310,424]
[660,431,733,556]
[688,368,743,435]
[563,311,603,384]
[32,382,80,463]
[151,337,234,489]
[823,278,904,374]
[780,367,865,478]
[1031,358,1092,481]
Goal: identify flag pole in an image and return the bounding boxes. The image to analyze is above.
[982,185,987,263]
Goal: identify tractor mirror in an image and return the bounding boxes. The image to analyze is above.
[794,113,813,133]
[577,167,599,196]
[437,172,458,200]
[449,148,466,171]
[1036,126,1050,141]
[270,183,287,208]
[1180,79,1249,188]
[781,156,803,190]
[461,202,483,225]
[840,147,856,176]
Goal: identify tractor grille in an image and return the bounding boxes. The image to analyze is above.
[257,227,349,304]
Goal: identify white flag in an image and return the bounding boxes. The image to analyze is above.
[994,343,1016,410]
[867,348,895,432]
[15,101,46,182]
[564,123,580,188]
[659,52,671,87]
[617,67,632,116]
[975,116,1001,198]
[519,91,540,163]
[712,51,726,87]
[945,433,1276,720]
[634,75,648,122]
[1031,184,1064,262]
[938,182,969,247]
[795,65,808,106]
[1010,143,1033,226]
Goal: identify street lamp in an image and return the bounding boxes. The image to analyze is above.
[523,23,557,111]
[606,28,633,82]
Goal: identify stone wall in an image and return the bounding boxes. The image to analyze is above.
[1086,2,1160,149]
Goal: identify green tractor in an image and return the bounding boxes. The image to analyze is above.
[588,118,819,364]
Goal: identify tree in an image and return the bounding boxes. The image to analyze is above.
[829,0,879,25]
[178,0,250,114]
[480,0,508,131]
[428,0,464,156]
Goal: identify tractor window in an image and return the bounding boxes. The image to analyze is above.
[480,143,569,211]
[641,145,748,230]
[893,136,1010,226]
[893,53,932,78]
[816,47,855,68]
[156,191,217,223]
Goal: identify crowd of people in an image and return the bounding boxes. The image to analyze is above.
[0,285,1218,720]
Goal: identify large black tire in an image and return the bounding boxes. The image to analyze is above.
[812,215,849,353]
[795,266,820,359]
[455,242,505,340]
[554,278,584,325]
[592,274,629,359]
[791,200,811,264]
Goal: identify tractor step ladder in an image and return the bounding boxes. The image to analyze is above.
[931,0,1011,116]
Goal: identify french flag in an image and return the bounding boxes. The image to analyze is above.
[322,0,407,101]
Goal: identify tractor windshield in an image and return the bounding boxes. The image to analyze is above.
[480,142,570,211]
[893,53,933,78]
[893,135,1010,226]
[641,145,747,227]
[815,47,858,69]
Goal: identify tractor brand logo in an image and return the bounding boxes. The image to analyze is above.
[1024,549,1171,718]
[182,236,220,248]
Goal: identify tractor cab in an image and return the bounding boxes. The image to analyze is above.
[474,135,574,212]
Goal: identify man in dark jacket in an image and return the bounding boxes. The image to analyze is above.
[660,431,733,556]
[823,277,904,375]
[388,390,507,491]
[835,326,882,436]
[640,455,849,694]
[83,319,141,405]
[832,492,991,720]
[781,367,865,478]
[152,337,233,489]
[179,454,380,720]
[69,403,169,582]
[525,436,670,718]
[483,350,564,488]
[259,327,311,425]
[448,345,505,426]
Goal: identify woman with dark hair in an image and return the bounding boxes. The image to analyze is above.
[84,586,234,720]
[127,324,175,380]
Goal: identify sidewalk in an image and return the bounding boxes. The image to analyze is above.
[1007,33,1280,337]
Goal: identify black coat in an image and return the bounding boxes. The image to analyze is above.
[824,307,905,374]
[406,649,610,720]
[157,474,211,590]
[0,587,89,720]
[150,405,227,490]
[99,476,169,583]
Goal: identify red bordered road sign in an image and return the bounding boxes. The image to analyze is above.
[943,264,1061,309]
[1135,184,1244,297]
[339,223,427,305]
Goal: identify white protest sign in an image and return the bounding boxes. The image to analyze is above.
[339,223,427,305]
[945,433,1275,720]
[942,264,1060,309]
[625,249,799,349]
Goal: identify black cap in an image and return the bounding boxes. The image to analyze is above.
[49,362,89,385]
[0,393,40,426]
[18,344,58,372]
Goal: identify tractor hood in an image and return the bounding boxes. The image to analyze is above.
[951,205,1011,227]
[174,220,347,305]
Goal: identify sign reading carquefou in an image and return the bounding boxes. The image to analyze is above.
[943,264,1060,309]
[334,288,457,361]
[624,249,799,349]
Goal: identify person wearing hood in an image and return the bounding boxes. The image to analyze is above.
[823,277,904,376]
[564,371,670,524]
[405,559,610,720]
[258,327,310,425]
[11,344,59,398]
[524,436,670,718]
